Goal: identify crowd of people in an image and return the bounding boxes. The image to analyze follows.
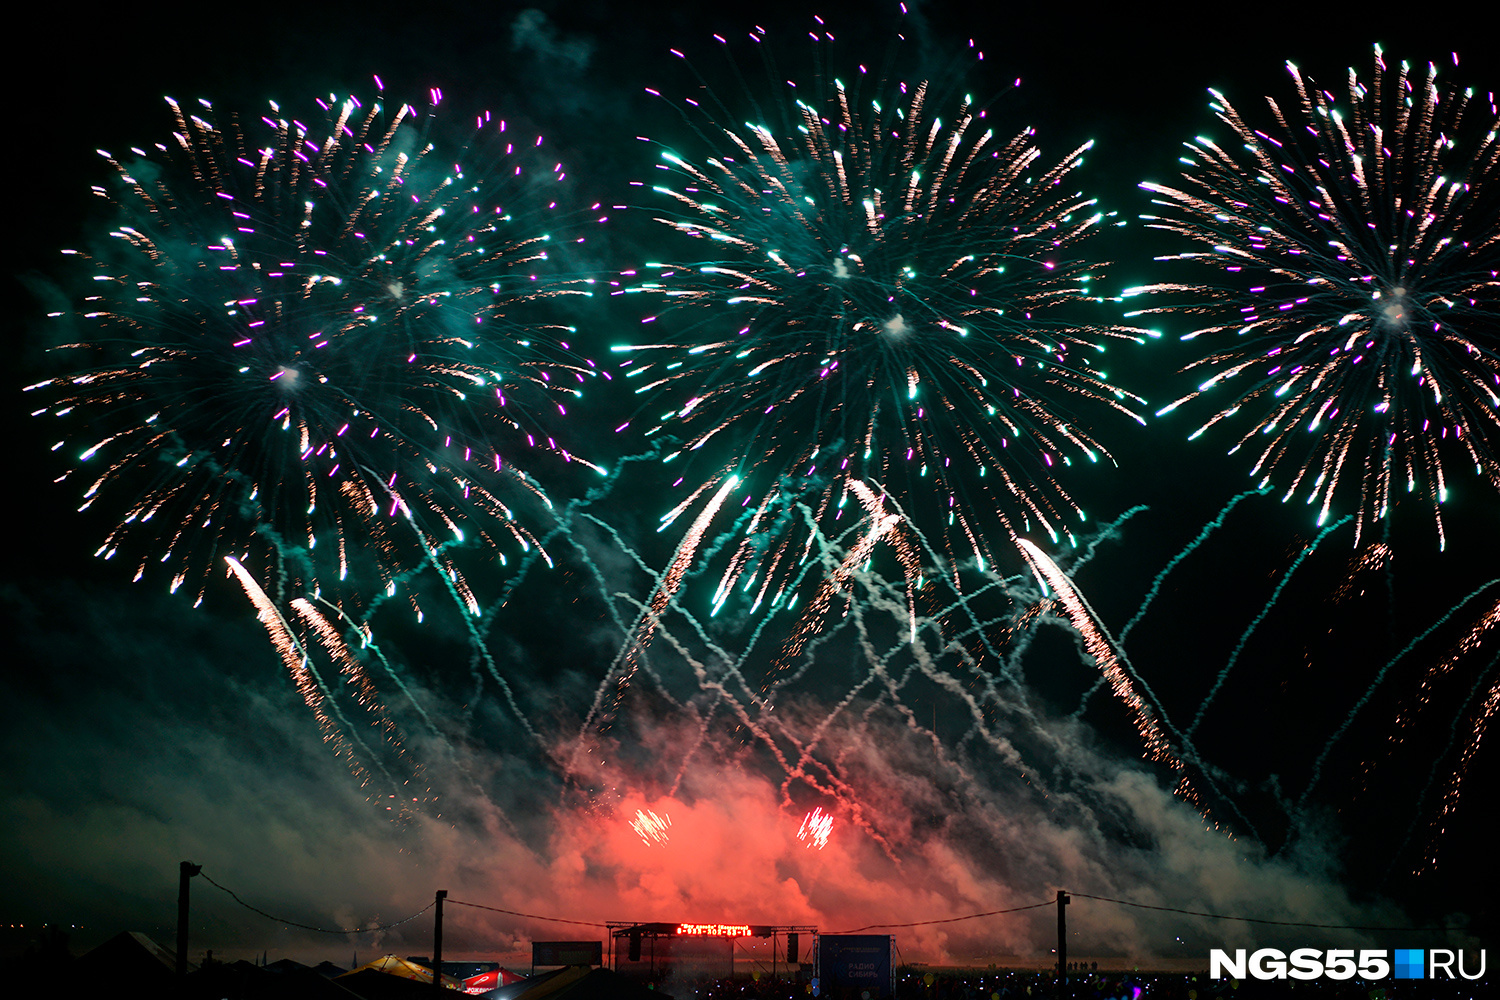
[643,964,1492,1000]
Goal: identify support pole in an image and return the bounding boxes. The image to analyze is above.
[432,889,448,992]
[1056,890,1070,999]
[176,861,201,979]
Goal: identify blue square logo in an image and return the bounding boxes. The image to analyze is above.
[1393,949,1424,979]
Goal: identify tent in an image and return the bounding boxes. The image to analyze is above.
[338,955,462,988]
[462,968,527,994]
[184,959,363,999]
[73,930,184,986]
[477,965,669,1000]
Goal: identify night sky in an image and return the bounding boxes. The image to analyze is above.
[4,0,1497,972]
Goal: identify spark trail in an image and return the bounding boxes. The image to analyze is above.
[1186,515,1353,736]
[1301,578,1500,806]
[226,555,427,814]
[1015,539,1182,773]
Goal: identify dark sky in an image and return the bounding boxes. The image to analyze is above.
[4,0,1497,971]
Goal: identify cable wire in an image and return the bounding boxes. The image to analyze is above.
[448,898,610,928]
[1068,892,1451,932]
[829,900,1054,933]
[198,870,435,934]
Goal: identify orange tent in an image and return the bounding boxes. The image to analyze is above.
[338,954,463,989]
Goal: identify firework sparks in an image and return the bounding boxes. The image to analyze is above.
[1132,46,1500,549]
[1390,593,1500,870]
[226,555,424,811]
[614,18,1145,617]
[1015,539,1184,777]
[797,806,833,849]
[30,83,603,608]
[630,808,673,845]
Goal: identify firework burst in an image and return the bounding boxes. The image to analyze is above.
[797,806,833,849]
[613,20,1145,619]
[30,82,603,608]
[1132,47,1500,549]
[630,808,673,845]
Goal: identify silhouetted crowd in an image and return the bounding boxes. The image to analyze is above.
[659,965,1493,1000]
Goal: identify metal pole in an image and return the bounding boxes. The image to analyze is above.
[1056,890,1070,999]
[176,862,201,979]
[432,889,448,992]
